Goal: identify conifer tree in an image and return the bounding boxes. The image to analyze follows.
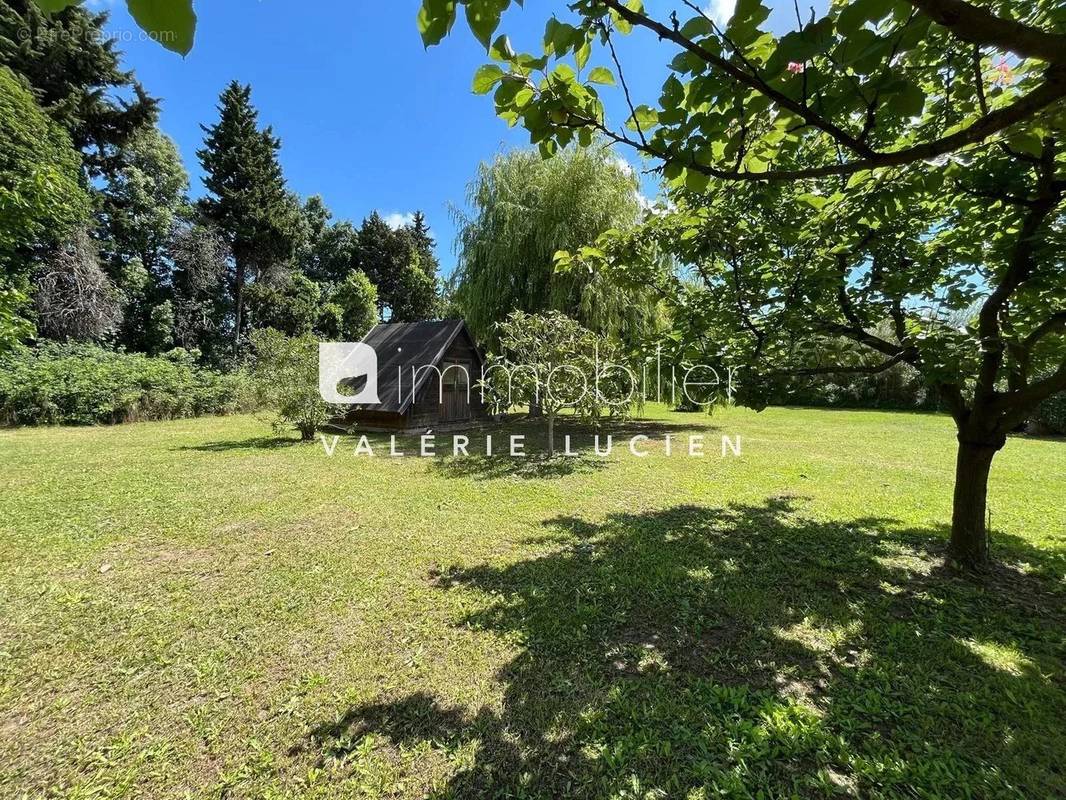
[0,0,157,180]
[197,81,300,346]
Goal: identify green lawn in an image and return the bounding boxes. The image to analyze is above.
[1,406,1064,799]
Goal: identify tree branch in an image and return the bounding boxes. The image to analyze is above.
[994,359,1066,431]
[907,0,1066,65]
[592,0,1066,181]
[774,351,911,377]
[975,138,1062,400]
[597,0,874,157]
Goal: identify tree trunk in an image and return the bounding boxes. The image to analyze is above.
[547,414,555,458]
[949,439,999,567]
[233,257,245,350]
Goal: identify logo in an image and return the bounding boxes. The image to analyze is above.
[319,342,380,404]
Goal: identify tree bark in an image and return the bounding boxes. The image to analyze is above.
[233,257,245,350]
[949,439,1000,567]
[547,414,555,458]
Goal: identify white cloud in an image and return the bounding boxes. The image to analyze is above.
[381,212,416,230]
[611,156,635,178]
[706,0,736,25]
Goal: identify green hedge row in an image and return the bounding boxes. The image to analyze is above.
[0,343,251,426]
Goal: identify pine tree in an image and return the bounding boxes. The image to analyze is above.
[197,81,300,346]
[0,0,158,180]
[406,211,439,279]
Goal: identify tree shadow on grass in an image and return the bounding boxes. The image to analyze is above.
[294,497,1066,798]
[429,418,716,481]
[175,435,304,453]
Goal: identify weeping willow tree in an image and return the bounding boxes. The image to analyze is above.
[452,145,664,349]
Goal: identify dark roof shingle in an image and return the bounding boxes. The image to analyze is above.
[351,319,479,414]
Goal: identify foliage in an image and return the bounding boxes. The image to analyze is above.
[0,286,33,351]
[168,220,232,366]
[245,272,321,337]
[0,341,246,425]
[33,227,123,342]
[298,196,358,284]
[0,66,89,283]
[247,327,336,440]
[429,0,1066,564]
[1036,391,1066,434]
[489,310,634,454]
[330,270,378,341]
[198,81,304,346]
[98,126,190,351]
[3,0,158,178]
[99,127,189,276]
[356,212,438,323]
[453,145,661,348]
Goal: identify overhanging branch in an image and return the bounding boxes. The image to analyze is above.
[907,0,1066,65]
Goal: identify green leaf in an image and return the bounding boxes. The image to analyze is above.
[472,63,506,94]
[836,0,896,34]
[797,193,828,210]
[544,18,580,56]
[465,0,504,50]
[575,41,591,70]
[626,104,658,131]
[685,168,710,193]
[127,0,196,56]
[490,34,516,61]
[418,0,457,48]
[588,66,615,86]
[680,16,713,39]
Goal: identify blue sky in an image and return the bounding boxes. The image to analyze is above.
[99,0,820,275]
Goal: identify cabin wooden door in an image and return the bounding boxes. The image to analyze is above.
[441,362,470,422]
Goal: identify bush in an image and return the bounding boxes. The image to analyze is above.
[0,343,250,426]
[248,328,335,440]
[1035,392,1066,435]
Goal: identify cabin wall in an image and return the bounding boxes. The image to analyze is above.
[408,338,487,429]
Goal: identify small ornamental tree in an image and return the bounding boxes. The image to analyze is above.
[422,0,1066,567]
[248,328,336,441]
[488,310,635,456]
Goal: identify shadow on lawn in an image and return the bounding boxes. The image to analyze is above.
[176,435,304,452]
[295,497,1066,798]
[429,418,713,481]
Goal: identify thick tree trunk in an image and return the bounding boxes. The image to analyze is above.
[949,439,1000,567]
[547,415,555,457]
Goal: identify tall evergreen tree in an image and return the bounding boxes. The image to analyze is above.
[405,211,439,278]
[0,0,157,180]
[197,81,300,347]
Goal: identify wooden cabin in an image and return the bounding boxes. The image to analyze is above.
[342,319,489,432]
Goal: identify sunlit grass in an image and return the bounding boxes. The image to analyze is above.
[1,405,1063,798]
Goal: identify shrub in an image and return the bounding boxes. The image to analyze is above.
[1035,392,1066,435]
[247,328,335,440]
[0,343,249,426]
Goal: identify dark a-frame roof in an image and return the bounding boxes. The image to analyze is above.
[353,319,483,414]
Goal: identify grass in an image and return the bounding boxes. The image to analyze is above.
[0,405,1064,799]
